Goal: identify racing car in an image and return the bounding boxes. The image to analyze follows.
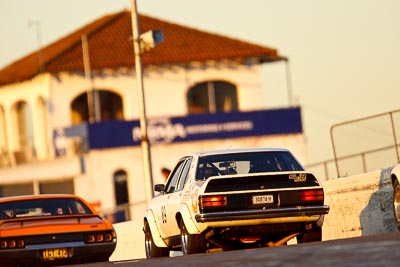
[391,163,400,230]
[0,194,117,266]
[143,148,329,257]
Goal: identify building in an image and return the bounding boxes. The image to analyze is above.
[0,10,303,221]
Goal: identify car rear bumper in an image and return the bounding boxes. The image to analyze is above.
[0,241,116,265]
[195,205,330,223]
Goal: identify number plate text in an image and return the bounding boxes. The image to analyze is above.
[252,195,274,204]
[42,248,71,261]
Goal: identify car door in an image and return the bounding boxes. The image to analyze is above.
[160,158,188,237]
[167,157,191,236]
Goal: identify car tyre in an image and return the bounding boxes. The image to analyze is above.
[144,221,170,258]
[297,227,322,243]
[393,179,400,231]
[180,220,207,255]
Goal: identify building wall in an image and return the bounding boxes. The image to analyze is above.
[0,62,264,170]
[0,60,302,220]
[0,74,52,162]
[49,63,263,128]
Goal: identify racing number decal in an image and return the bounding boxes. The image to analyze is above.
[191,188,199,213]
[161,205,167,224]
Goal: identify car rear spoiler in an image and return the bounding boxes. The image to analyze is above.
[0,214,104,229]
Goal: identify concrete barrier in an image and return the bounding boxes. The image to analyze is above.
[109,220,146,261]
[322,167,397,240]
[110,167,398,261]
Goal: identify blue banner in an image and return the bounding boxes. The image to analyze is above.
[54,107,302,151]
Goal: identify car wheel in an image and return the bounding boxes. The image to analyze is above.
[297,227,322,243]
[144,221,170,258]
[180,220,207,255]
[393,179,400,231]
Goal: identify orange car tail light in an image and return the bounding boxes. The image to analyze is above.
[96,234,104,242]
[85,235,96,243]
[84,231,116,244]
[17,239,25,247]
[104,233,113,242]
[8,240,16,248]
[300,189,324,202]
[199,195,227,208]
[0,238,25,249]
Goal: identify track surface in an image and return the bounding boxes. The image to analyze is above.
[71,232,400,267]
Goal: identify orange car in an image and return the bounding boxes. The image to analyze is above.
[0,194,117,266]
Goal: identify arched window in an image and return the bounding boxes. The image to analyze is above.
[71,90,124,124]
[187,81,238,114]
[113,169,129,205]
[11,101,34,163]
[0,106,6,148]
[0,105,9,166]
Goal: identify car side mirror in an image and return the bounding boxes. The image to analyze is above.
[154,184,165,192]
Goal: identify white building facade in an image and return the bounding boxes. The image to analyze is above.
[0,11,303,221]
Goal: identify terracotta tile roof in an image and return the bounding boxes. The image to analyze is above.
[0,10,286,86]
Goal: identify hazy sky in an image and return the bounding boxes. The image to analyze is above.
[1,0,399,164]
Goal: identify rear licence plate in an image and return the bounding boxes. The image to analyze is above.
[252,195,274,204]
[42,248,72,260]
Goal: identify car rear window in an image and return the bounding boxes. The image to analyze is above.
[196,151,304,180]
[0,198,93,219]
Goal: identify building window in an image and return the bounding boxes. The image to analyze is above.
[39,180,74,194]
[11,101,35,163]
[187,80,238,114]
[113,169,129,205]
[0,183,34,197]
[0,105,10,166]
[71,90,124,124]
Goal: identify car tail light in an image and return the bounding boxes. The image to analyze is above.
[17,239,25,247]
[0,239,25,249]
[300,189,324,201]
[96,234,104,242]
[8,240,16,248]
[104,233,113,242]
[85,235,96,243]
[85,231,116,244]
[200,195,227,208]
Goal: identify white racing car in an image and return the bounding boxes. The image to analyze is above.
[391,163,400,230]
[143,148,330,257]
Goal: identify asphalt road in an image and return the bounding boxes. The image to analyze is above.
[73,232,400,267]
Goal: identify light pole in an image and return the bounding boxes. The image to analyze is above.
[284,59,293,107]
[130,0,154,204]
[28,20,43,73]
[81,34,101,123]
